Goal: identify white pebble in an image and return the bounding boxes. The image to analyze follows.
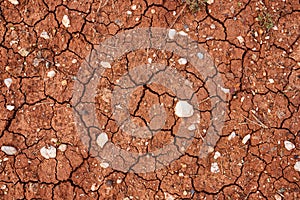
[58,144,67,152]
[62,15,70,28]
[294,161,300,172]
[47,70,56,78]
[210,162,220,173]
[220,87,230,94]
[91,183,98,191]
[72,59,77,64]
[269,79,274,83]
[100,61,111,68]
[228,131,236,140]
[210,24,216,29]
[164,192,175,200]
[96,132,108,148]
[147,58,152,63]
[242,134,251,144]
[4,78,12,88]
[40,146,57,159]
[6,105,14,111]
[213,151,221,159]
[1,146,17,155]
[284,141,295,151]
[207,0,214,4]
[237,36,245,44]
[178,58,187,65]
[40,31,50,39]
[131,5,137,10]
[188,124,196,131]
[197,52,204,59]
[100,162,109,168]
[178,31,188,36]
[116,179,122,184]
[8,0,19,5]
[168,29,176,40]
[126,10,132,15]
[175,101,194,118]
[18,48,29,57]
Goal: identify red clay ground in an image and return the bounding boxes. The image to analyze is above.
[0,0,299,199]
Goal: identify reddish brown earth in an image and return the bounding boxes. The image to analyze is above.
[0,0,299,199]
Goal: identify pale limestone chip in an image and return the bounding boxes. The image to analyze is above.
[164,192,175,200]
[96,132,108,148]
[47,70,56,78]
[237,36,245,44]
[62,15,70,28]
[58,144,67,152]
[18,48,29,57]
[228,131,236,140]
[6,105,14,111]
[100,162,109,168]
[214,151,221,159]
[168,29,176,40]
[242,134,251,144]
[40,146,57,159]
[8,0,19,5]
[4,78,12,88]
[284,141,295,151]
[1,146,17,155]
[294,161,300,172]
[207,0,214,4]
[100,61,111,68]
[40,31,50,39]
[174,101,194,118]
[210,162,220,173]
[178,58,187,65]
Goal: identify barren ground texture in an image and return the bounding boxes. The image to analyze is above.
[0,0,299,199]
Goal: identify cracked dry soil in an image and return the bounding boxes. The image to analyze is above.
[0,0,299,199]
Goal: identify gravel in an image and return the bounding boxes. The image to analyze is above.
[40,146,57,159]
[1,146,17,155]
[294,161,300,172]
[100,61,111,68]
[6,105,15,111]
[174,100,194,118]
[242,134,251,144]
[96,132,108,148]
[210,162,220,173]
[62,15,70,28]
[168,29,176,40]
[4,78,12,88]
[284,141,295,151]
[47,70,56,78]
[178,58,187,65]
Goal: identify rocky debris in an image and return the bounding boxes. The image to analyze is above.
[242,134,251,144]
[62,15,70,28]
[40,146,57,159]
[168,29,176,40]
[96,132,108,148]
[4,78,12,88]
[210,162,220,173]
[174,101,194,118]
[228,131,236,140]
[237,36,245,44]
[40,31,50,39]
[1,146,17,155]
[100,61,111,68]
[100,162,109,168]
[197,52,204,59]
[6,105,15,111]
[8,0,19,5]
[284,141,295,151]
[18,48,29,57]
[164,192,175,200]
[207,0,214,4]
[178,58,187,65]
[214,151,221,159]
[294,161,300,172]
[58,144,67,152]
[47,70,56,78]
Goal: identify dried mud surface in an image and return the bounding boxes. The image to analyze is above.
[0,0,299,199]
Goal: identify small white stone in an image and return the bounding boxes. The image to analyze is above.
[100,61,111,68]
[58,144,67,152]
[175,101,194,118]
[72,59,77,64]
[274,194,282,200]
[210,24,216,29]
[188,124,196,131]
[47,70,56,78]
[18,48,29,57]
[126,10,132,15]
[178,172,184,177]
[214,151,221,159]
[178,31,188,36]
[131,5,137,10]
[96,132,108,148]
[148,58,152,63]
[207,0,214,4]
[183,191,188,195]
[62,15,70,28]
[168,29,176,40]
[91,183,98,191]
[220,87,230,94]
[269,79,275,83]
[1,146,17,155]
[40,31,50,39]
[100,162,109,168]
[8,0,19,5]
[164,192,175,200]
[116,179,122,184]
[197,52,204,59]
[228,131,236,140]
[6,105,14,111]
[211,162,220,173]
[237,36,245,44]
[284,141,295,151]
[178,58,187,65]
[242,134,251,144]
[40,146,57,159]
[4,78,12,88]
[294,161,300,172]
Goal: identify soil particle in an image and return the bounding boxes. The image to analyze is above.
[1,145,17,155]
[242,134,251,144]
